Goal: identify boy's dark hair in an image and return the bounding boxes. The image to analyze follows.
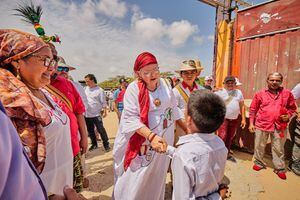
[85,74,97,83]
[187,90,226,133]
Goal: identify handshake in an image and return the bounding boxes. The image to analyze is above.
[148,133,168,153]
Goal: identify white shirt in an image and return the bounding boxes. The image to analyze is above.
[108,91,114,100]
[85,86,107,118]
[72,81,88,110]
[215,89,244,120]
[292,83,300,100]
[171,133,228,200]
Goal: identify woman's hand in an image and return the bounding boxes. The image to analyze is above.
[150,135,167,153]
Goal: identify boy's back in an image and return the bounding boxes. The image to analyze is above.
[171,133,227,200]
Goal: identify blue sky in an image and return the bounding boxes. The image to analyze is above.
[0,0,267,81]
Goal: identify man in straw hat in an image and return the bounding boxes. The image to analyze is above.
[173,59,205,141]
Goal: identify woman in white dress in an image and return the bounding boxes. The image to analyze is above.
[113,52,185,200]
[0,29,73,196]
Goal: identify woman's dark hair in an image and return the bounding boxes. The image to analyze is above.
[85,74,97,83]
[2,63,17,76]
[187,90,226,133]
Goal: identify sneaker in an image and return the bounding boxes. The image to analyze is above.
[104,146,111,152]
[289,161,300,176]
[227,155,237,163]
[253,164,264,171]
[88,145,98,151]
[274,170,287,180]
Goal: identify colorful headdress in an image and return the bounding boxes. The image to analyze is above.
[14,1,61,43]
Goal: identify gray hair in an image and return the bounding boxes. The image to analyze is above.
[267,72,283,81]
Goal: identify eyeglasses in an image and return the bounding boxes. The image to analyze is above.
[181,70,197,75]
[26,54,57,68]
[57,66,70,72]
[140,67,160,77]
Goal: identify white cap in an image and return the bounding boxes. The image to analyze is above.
[205,75,213,81]
[235,78,242,86]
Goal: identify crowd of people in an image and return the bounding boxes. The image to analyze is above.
[0,3,299,200]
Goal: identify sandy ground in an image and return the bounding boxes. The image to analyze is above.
[81,112,300,200]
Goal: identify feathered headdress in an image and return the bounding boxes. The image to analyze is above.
[14,1,61,43]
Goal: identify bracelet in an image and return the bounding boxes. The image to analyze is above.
[149,133,157,143]
[146,131,153,140]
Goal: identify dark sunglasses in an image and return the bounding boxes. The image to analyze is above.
[57,66,70,72]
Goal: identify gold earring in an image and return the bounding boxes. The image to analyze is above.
[16,68,21,80]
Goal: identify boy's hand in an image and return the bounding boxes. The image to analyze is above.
[150,135,167,153]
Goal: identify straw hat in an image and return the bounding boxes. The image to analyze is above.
[57,56,76,70]
[175,59,204,73]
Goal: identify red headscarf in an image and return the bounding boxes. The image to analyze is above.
[124,52,157,171]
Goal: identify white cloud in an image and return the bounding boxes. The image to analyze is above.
[193,36,204,45]
[131,8,198,47]
[97,0,127,18]
[208,35,215,41]
[167,20,198,46]
[134,18,166,41]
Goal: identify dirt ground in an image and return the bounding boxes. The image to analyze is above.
[81,112,300,200]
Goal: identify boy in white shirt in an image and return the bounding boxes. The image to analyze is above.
[170,90,228,200]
